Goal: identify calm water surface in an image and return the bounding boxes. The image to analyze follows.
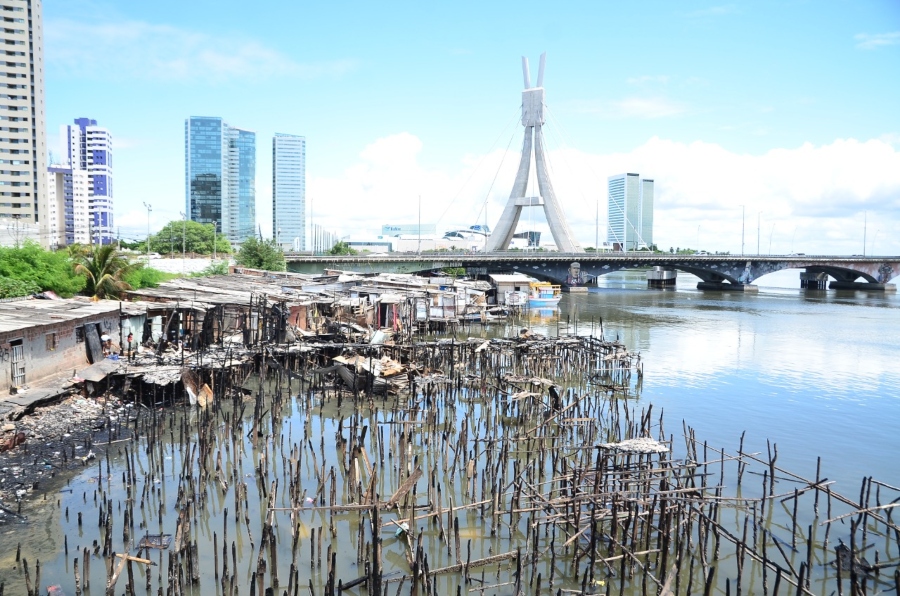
[548,270,900,489]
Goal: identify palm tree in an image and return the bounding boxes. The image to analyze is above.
[74,245,140,300]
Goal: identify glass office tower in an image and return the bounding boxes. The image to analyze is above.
[185,117,256,244]
[272,133,306,250]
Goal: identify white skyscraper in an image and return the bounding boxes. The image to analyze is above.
[272,133,306,250]
[607,173,654,251]
[62,118,114,244]
[47,165,90,246]
[0,0,47,247]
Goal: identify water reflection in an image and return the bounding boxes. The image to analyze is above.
[550,271,900,486]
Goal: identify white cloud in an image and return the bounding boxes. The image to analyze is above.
[308,134,900,257]
[569,97,686,119]
[45,19,357,82]
[854,32,900,50]
[626,75,670,85]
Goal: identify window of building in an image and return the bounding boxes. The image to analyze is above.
[45,332,58,351]
[75,326,84,343]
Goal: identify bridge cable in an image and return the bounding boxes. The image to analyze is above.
[545,105,650,249]
[433,106,522,230]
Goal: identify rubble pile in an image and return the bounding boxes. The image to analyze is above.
[0,396,130,508]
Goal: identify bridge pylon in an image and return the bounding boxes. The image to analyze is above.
[485,54,583,253]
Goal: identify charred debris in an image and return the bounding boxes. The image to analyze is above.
[106,269,612,406]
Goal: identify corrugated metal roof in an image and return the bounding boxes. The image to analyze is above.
[0,298,120,334]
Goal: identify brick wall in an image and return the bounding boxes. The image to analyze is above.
[1,312,120,390]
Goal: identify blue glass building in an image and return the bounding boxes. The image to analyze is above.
[185,117,256,244]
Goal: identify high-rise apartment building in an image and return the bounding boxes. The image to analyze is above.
[607,173,654,251]
[185,116,256,245]
[61,117,113,244]
[46,164,89,246]
[0,0,47,247]
[272,133,305,250]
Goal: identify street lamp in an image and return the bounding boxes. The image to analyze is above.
[739,204,745,256]
[863,211,867,257]
[757,212,761,255]
[179,212,186,274]
[142,202,152,264]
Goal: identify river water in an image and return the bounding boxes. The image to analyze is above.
[1,270,898,594]
[552,270,900,490]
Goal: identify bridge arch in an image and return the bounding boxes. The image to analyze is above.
[285,254,899,291]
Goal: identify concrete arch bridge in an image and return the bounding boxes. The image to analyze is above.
[285,253,899,292]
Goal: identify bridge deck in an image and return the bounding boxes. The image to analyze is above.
[284,252,899,290]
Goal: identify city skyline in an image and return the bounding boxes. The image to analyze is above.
[37,0,900,255]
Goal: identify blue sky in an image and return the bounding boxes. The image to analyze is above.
[44,0,900,255]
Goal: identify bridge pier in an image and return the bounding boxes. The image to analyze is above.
[800,271,828,290]
[647,267,676,288]
[697,282,758,292]
[829,281,897,292]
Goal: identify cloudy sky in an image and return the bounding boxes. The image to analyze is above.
[44,0,900,255]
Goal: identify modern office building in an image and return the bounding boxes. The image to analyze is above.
[0,0,47,247]
[185,116,256,245]
[46,165,89,246]
[607,173,654,251]
[272,133,305,251]
[61,118,113,244]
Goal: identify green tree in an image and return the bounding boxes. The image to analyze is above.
[328,241,357,255]
[191,261,230,277]
[236,237,286,271]
[148,220,232,255]
[123,266,175,290]
[0,241,85,297]
[0,276,41,298]
[74,245,141,300]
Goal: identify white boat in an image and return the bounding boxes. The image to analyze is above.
[528,282,562,307]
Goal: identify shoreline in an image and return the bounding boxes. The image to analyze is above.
[0,394,135,519]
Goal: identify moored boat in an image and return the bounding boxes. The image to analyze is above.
[528,282,562,307]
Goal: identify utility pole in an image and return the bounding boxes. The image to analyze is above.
[417,194,421,255]
[757,212,760,255]
[142,202,152,264]
[213,221,217,262]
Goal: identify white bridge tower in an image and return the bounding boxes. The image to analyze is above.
[486,54,583,253]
